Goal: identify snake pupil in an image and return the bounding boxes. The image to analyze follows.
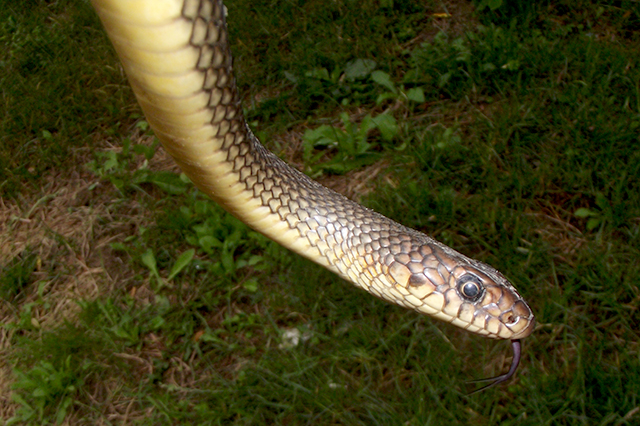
[463,282,479,297]
[457,274,483,301]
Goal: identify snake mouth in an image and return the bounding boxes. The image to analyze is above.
[505,314,536,339]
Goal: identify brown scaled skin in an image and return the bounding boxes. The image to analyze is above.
[89,0,535,392]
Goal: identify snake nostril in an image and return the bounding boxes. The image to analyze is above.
[505,313,518,325]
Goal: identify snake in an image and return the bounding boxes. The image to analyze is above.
[90,0,535,391]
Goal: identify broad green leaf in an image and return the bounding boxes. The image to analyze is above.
[167,248,195,281]
[102,151,119,174]
[135,120,149,131]
[574,208,595,218]
[481,63,497,71]
[344,58,376,81]
[406,87,425,103]
[488,0,503,10]
[140,249,159,279]
[587,218,601,231]
[305,67,330,80]
[372,114,398,141]
[243,278,259,293]
[376,92,398,105]
[110,242,127,251]
[221,248,235,274]
[501,59,520,70]
[304,125,339,147]
[147,171,188,195]
[595,192,609,209]
[320,153,380,175]
[133,142,157,160]
[283,70,297,83]
[371,70,397,93]
[360,114,377,134]
[247,255,263,266]
[198,236,222,253]
[438,72,451,88]
[56,397,73,424]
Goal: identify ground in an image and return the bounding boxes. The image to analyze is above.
[1,0,640,424]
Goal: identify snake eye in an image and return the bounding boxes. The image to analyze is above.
[457,274,484,302]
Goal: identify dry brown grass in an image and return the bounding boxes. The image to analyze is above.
[0,134,182,419]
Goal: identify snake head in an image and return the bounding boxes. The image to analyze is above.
[384,237,535,340]
[444,260,535,340]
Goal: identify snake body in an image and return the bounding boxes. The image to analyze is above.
[91,0,533,350]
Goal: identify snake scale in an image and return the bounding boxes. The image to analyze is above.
[91,0,535,389]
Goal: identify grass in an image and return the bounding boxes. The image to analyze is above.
[1,0,640,424]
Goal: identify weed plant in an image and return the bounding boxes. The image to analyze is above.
[1,0,640,425]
